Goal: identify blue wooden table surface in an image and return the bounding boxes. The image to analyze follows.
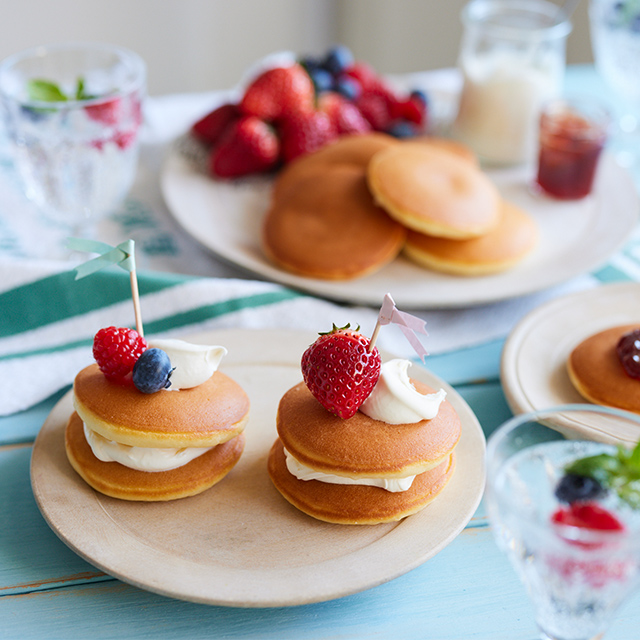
[2,66,640,640]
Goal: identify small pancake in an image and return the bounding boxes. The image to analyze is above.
[367,143,501,239]
[404,200,538,275]
[567,324,640,413]
[268,438,455,524]
[272,132,397,202]
[276,381,460,477]
[73,364,250,448]
[65,412,245,501]
[263,165,406,280]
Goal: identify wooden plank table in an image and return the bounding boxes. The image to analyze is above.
[2,343,640,640]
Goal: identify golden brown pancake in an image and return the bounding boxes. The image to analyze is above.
[413,136,479,166]
[567,324,640,413]
[263,165,406,280]
[268,439,455,524]
[73,363,250,448]
[275,381,460,477]
[404,200,538,275]
[367,143,501,239]
[272,132,397,202]
[66,412,245,501]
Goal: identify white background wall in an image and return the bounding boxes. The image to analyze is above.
[0,0,594,96]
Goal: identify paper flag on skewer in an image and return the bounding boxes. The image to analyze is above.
[68,238,136,279]
[370,293,429,362]
[67,237,144,337]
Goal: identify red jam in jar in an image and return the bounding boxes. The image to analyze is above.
[536,100,609,200]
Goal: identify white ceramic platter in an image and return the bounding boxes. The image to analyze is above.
[31,329,485,607]
[501,282,640,444]
[161,148,638,309]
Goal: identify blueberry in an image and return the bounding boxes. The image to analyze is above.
[554,473,605,504]
[132,348,173,394]
[323,45,354,76]
[334,75,361,101]
[410,89,429,107]
[387,120,418,138]
[310,68,333,94]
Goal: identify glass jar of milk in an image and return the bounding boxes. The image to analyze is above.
[452,0,572,166]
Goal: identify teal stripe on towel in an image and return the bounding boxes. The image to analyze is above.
[0,290,303,361]
[0,269,190,338]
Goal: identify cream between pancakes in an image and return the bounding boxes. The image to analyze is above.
[360,359,446,424]
[284,447,415,492]
[83,424,212,472]
[285,359,446,492]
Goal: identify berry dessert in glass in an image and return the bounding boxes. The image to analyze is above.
[486,405,640,640]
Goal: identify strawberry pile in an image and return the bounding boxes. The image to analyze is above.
[191,45,428,179]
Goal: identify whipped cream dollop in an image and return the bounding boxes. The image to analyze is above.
[83,424,212,472]
[360,359,446,424]
[284,448,415,493]
[147,338,227,390]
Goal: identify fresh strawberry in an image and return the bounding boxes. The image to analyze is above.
[551,502,625,532]
[355,93,393,131]
[192,103,239,146]
[240,64,315,122]
[343,61,379,93]
[278,109,337,163]
[93,326,148,383]
[318,92,371,135]
[301,324,381,419]
[85,98,121,125]
[210,115,279,178]
[391,95,427,127]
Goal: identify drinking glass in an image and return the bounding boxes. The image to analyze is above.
[0,43,145,238]
[589,0,640,170]
[485,404,640,640]
[452,0,571,166]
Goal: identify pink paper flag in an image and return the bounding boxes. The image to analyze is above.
[378,293,429,362]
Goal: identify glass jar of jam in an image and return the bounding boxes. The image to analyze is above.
[536,98,610,199]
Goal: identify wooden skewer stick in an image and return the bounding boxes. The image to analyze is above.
[130,269,144,337]
[368,320,381,352]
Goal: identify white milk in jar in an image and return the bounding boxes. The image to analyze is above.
[452,0,571,166]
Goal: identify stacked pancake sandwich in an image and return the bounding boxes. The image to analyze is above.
[262,133,538,280]
[66,328,249,501]
[267,324,460,524]
[567,324,640,414]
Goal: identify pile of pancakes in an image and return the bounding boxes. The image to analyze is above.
[66,363,249,501]
[267,379,461,524]
[567,324,640,414]
[263,133,538,280]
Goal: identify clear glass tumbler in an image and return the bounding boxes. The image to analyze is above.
[486,405,640,640]
[0,43,146,235]
[452,0,571,166]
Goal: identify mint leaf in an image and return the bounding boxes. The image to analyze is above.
[27,79,68,102]
[565,443,640,510]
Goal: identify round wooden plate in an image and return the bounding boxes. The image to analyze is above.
[501,282,640,444]
[31,329,485,607]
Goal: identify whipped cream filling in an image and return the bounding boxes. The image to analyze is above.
[360,359,446,424]
[147,338,227,390]
[83,424,212,472]
[284,447,415,493]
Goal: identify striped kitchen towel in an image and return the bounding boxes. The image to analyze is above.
[0,260,385,416]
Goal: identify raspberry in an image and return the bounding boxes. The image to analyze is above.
[93,326,148,382]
